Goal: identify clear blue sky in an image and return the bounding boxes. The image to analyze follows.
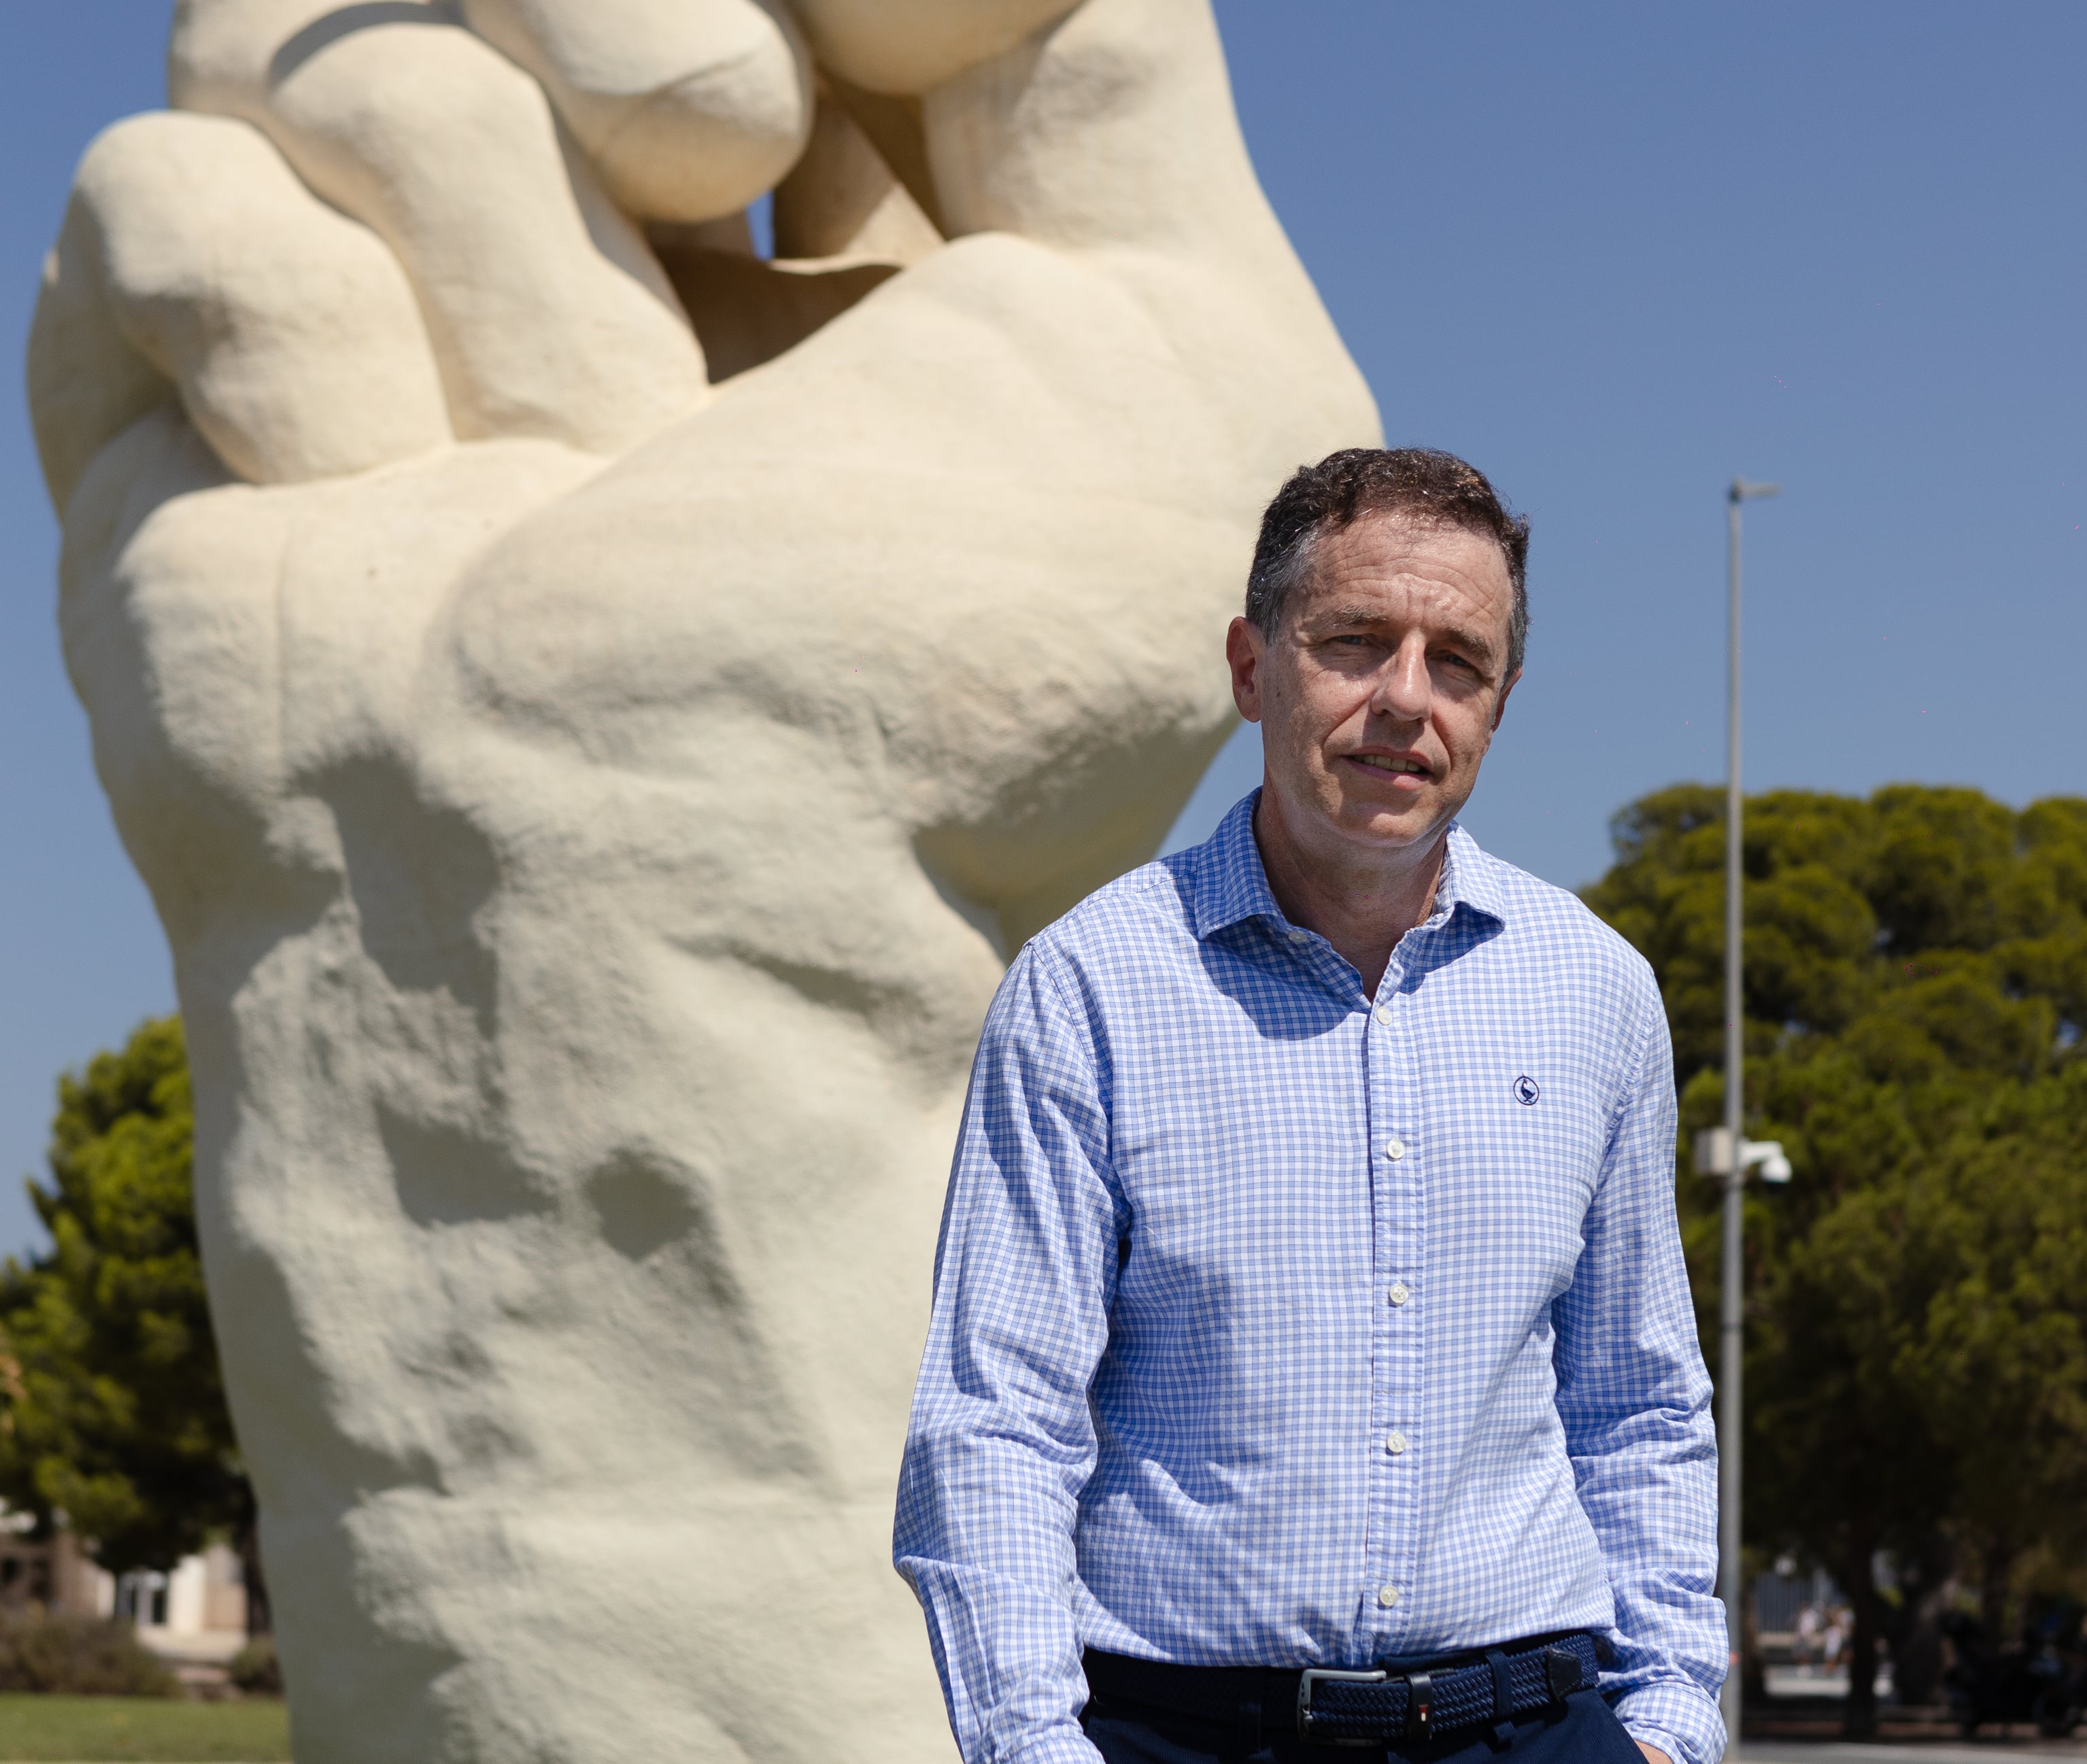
[2,3,2082,1257]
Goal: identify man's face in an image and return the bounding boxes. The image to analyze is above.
[1227,512,1521,862]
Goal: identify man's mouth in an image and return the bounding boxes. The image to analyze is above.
[1348,753,1431,777]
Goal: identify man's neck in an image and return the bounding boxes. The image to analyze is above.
[1253,790,1448,996]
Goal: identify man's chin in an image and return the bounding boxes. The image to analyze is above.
[1263,774,1462,864]
[1333,796,1452,850]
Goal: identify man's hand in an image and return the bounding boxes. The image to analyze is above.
[29,1,1376,1758]
[1640,1742,1675,1764]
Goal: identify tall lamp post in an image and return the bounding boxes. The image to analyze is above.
[1697,477,1782,1752]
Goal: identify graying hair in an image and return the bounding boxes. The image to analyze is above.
[1245,447,1530,679]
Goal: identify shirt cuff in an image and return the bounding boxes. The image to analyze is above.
[1611,1680,1727,1764]
[998,1723,1106,1764]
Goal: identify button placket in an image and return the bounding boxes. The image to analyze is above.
[1364,972,1420,1643]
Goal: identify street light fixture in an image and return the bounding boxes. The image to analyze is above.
[1715,475,1780,1750]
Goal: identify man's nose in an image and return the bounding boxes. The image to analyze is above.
[1371,636,1431,724]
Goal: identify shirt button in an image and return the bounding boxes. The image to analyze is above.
[1378,1585,1401,1609]
[1288,928,1309,945]
[1373,1006,1392,1025]
[1383,1138,1406,1161]
[1385,1431,1408,1456]
[1388,1283,1410,1306]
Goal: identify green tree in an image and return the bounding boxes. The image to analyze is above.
[0,1017,266,1631]
[1587,785,2087,1733]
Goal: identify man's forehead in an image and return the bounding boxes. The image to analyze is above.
[1317,511,1510,582]
[1297,517,1512,622]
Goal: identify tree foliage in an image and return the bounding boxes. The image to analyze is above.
[0,1017,256,1602]
[1587,785,2087,1729]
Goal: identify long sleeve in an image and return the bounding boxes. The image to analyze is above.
[1551,974,1727,1764]
[894,943,1123,1764]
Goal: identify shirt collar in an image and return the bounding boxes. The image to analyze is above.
[1187,789,1508,942]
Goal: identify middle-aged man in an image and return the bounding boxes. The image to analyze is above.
[894,448,1725,1764]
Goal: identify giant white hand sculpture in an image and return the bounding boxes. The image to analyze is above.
[29,1,1377,1757]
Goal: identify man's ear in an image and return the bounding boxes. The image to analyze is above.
[1491,668,1522,733]
[1225,616,1266,724]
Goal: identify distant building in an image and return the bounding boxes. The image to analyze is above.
[0,1506,247,1663]
[0,1505,108,1616]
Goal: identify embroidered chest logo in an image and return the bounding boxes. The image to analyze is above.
[1512,1074,1541,1106]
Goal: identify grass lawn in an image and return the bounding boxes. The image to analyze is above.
[0,1695,290,1761]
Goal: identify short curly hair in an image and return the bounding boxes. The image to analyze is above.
[1244,447,1530,678]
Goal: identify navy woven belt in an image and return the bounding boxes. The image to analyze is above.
[1083,1631,1603,1749]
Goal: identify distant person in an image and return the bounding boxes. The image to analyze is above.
[1823,1609,1849,1672]
[895,448,1726,1764]
[1795,1601,1823,1672]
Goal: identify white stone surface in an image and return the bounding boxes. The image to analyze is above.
[28,2,1378,1758]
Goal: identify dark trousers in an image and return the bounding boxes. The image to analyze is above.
[1083,1682,1647,1764]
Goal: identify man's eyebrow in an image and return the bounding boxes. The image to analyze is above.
[1319,603,1385,627]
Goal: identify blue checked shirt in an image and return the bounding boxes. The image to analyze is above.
[895,792,1725,1764]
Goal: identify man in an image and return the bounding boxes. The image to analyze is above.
[895,448,1724,1764]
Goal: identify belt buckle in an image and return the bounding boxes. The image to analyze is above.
[1297,1667,1388,1747]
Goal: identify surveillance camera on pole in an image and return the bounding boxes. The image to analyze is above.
[1693,1127,1793,1185]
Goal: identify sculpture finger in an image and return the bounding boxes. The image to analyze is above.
[171,1,707,452]
[35,112,451,500]
[922,0,1270,256]
[789,0,1083,97]
[28,184,174,519]
[458,0,811,226]
[771,88,940,265]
